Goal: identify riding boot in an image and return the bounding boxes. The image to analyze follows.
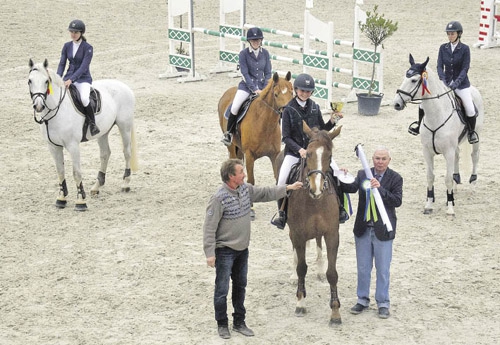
[408,107,424,136]
[221,113,237,146]
[466,115,479,144]
[84,104,100,136]
[331,174,349,224]
[270,198,287,229]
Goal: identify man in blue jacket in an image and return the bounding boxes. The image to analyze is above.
[341,147,403,319]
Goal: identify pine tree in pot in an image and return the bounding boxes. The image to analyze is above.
[357,5,398,115]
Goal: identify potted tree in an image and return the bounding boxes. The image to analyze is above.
[357,5,398,115]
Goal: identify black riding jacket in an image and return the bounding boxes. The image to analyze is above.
[282,97,335,158]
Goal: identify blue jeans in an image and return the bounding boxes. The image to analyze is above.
[354,228,393,309]
[214,247,249,326]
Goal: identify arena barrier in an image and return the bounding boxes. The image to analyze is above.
[160,0,383,107]
[473,0,500,49]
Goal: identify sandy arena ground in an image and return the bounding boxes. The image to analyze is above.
[1,0,499,344]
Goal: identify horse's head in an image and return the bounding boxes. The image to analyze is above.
[261,71,293,111]
[393,54,430,110]
[303,122,342,199]
[28,58,61,113]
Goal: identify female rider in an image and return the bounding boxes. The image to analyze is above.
[408,21,478,144]
[57,19,99,136]
[221,27,272,146]
[270,73,348,229]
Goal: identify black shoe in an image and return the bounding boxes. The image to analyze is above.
[218,325,231,339]
[339,208,349,224]
[232,323,254,337]
[378,307,390,319]
[468,131,479,144]
[221,132,232,146]
[350,303,368,315]
[270,212,286,229]
[89,123,100,136]
[408,121,420,136]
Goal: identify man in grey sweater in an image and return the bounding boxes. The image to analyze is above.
[203,159,302,339]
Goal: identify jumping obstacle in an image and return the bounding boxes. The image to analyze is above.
[474,0,500,49]
[160,0,383,107]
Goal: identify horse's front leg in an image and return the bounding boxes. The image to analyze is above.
[444,150,456,216]
[245,153,256,220]
[423,150,435,214]
[91,134,111,195]
[67,143,87,211]
[324,232,341,326]
[294,244,307,317]
[48,145,68,208]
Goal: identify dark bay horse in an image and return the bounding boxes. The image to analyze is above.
[278,123,343,326]
[218,71,292,186]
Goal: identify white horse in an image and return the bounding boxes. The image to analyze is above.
[28,59,138,210]
[393,54,483,216]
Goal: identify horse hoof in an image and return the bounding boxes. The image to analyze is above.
[423,209,433,215]
[295,307,306,317]
[329,318,342,326]
[121,187,131,193]
[469,174,477,184]
[74,203,88,211]
[90,190,100,196]
[55,200,67,208]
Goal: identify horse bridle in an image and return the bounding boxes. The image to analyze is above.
[29,68,67,124]
[395,70,454,107]
[396,70,461,155]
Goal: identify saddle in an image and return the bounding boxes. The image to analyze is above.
[68,84,102,142]
[454,93,478,124]
[223,94,259,123]
[68,84,102,116]
[287,159,337,195]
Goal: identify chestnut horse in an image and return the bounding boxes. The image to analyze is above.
[277,123,343,326]
[218,71,292,186]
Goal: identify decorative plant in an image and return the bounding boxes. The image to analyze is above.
[176,43,187,55]
[359,5,398,96]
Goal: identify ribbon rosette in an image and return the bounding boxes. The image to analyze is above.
[362,179,378,222]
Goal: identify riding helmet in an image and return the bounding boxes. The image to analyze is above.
[68,19,86,34]
[247,27,264,40]
[293,73,315,92]
[445,21,463,34]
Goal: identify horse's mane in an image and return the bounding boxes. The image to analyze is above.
[259,76,275,100]
[309,129,333,152]
[32,62,64,87]
[422,67,449,94]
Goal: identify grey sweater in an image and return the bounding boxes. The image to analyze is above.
[203,183,287,258]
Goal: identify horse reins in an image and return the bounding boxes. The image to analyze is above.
[396,71,462,155]
[30,68,67,124]
[29,68,68,147]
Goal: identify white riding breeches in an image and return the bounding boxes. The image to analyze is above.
[277,154,341,186]
[74,82,91,107]
[454,87,475,117]
[231,89,250,115]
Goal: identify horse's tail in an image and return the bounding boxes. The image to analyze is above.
[130,125,139,172]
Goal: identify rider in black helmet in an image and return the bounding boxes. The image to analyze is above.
[221,27,272,146]
[408,20,478,144]
[57,19,100,136]
[270,73,349,229]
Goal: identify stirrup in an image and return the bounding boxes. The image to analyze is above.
[221,132,232,146]
[90,123,100,136]
[468,131,479,144]
[408,121,420,136]
[270,212,286,230]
